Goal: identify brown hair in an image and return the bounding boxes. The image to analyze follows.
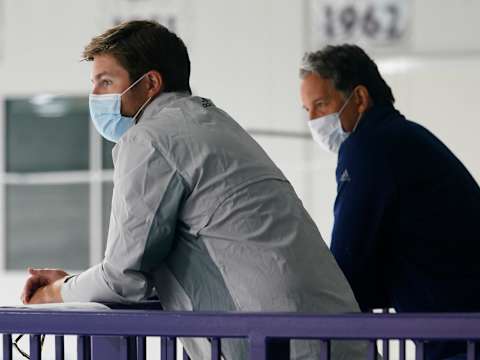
[83,20,191,93]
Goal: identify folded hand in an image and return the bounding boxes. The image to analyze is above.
[21,268,69,304]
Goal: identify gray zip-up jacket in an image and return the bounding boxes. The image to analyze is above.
[62,92,367,359]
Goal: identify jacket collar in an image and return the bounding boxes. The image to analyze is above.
[139,91,191,122]
[354,104,398,133]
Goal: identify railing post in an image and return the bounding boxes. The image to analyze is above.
[30,334,42,360]
[382,339,390,360]
[415,340,425,360]
[77,336,91,360]
[161,337,177,360]
[399,340,406,360]
[210,337,221,360]
[161,337,167,359]
[169,337,177,360]
[91,336,133,359]
[3,334,12,360]
[55,335,64,360]
[468,341,478,360]
[125,336,137,360]
[319,339,330,360]
[368,340,377,360]
[249,334,267,360]
[249,335,289,360]
[137,336,146,360]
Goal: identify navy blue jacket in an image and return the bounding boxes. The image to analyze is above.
[331,105,480,358]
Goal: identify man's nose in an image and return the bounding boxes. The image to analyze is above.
[91,83,109,95]
[91,85,101,95]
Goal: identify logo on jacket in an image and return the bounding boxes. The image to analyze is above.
[200,98,213,108]
[340,169,351,182]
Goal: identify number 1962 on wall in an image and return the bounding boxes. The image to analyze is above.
[309,0,411,46]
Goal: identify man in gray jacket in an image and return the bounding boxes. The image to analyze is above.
[21,20,366,359]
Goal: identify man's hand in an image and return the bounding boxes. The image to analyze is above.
[21,268,69,304]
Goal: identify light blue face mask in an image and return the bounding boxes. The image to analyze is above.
[89,73,151,143]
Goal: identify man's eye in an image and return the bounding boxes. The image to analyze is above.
[101,80,112,87]
[314,102,325,109]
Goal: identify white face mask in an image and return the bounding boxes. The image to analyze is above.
[308,92,354,154]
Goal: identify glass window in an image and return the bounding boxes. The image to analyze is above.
[6,184,90,270]
[6,96,90,172]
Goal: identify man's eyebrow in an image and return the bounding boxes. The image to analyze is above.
[303,96,325,110]
[313,95,328,102]
[309,96,328,105]
[92,71,112,81]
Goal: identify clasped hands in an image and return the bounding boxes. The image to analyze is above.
[20,268,69,304]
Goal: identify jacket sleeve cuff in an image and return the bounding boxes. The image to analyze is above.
[60,263,133,304]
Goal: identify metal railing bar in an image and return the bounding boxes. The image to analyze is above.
[211,337,221,360]
[2,311,480,340]
[319,339,330,360]
[468,340,478,360]
[137,336,146,360]
[368,340,377,360]
[382,339,390,360]
[126,336,137,360]
[249,334,266,360]
[415,340,425,360]
[3,334,12,360]
[161,337,167,360]
[77,335,91,360]
[30,334,41,360]
[166,337,176,360]
[399,340,406,360]
[55,335,64,360]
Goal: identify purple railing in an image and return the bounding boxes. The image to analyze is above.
[1,308,480,359]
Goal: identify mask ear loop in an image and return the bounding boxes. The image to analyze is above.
[121,72,154,124]
[121,73,149,96]
[351,112,363,133]
[133,96,153,124]
[337,91,354,133]
[338,91,354,116]
[339,89,363,133]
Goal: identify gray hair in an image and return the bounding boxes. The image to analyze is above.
[299,50,346,97]
[299,52,321,79]
[298,45,395,105]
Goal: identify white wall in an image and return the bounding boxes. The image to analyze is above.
[0,0,480,307]
[385,57,480,181]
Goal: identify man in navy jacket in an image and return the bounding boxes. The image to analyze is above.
[300,44,480,360]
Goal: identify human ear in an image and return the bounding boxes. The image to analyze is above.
[145,70,163,97]
[354,85,372,114]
